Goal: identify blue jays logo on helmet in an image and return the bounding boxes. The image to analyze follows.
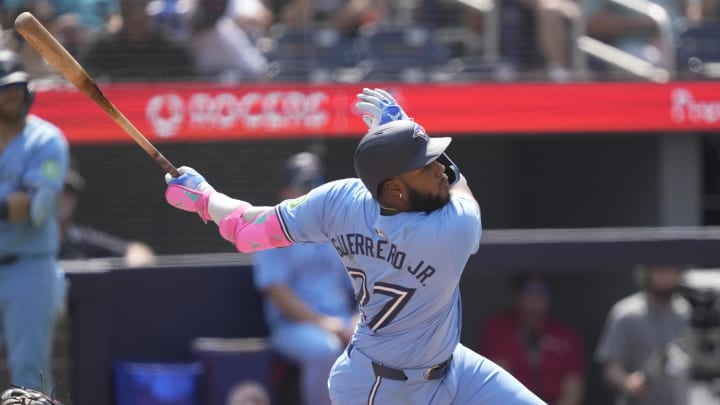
[412,123,428,141]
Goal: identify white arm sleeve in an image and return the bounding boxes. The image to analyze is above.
[207,192,272,225]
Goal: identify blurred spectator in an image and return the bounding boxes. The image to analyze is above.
[252,152,358,405]
[58,159,156,267]
[187,0,268,81]
[278,0,379,36]
[79,0,196,82]
[1,0,120,60]
[0,0,65,80]
[500,0,580,82]
[585,0,688,67]
[146,0,194,41]
[479,272,585,405]
[595,264,690,405]
[685,0,719,23]
[225,0,273,41]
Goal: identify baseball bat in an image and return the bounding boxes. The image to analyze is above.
[13,12,180,177]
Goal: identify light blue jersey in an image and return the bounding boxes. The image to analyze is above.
[276,179,547,404]
[0,115,68,257]
[276,178,481,369]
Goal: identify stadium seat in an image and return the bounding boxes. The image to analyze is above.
[675,23,720,80]
[354,24,454,82]
[265,25,361,83]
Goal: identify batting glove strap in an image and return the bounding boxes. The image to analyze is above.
[165,184,215,223]
[164,166,216,222]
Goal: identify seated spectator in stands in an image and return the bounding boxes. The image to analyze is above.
[278,0,379,36]
[58,160,155,267]
[79,0,195,82]
[0,0,66,80]
[478,272,585,405]
[595,264,690,405]
[2,0,120,61]
[253,152,358,405]
[145,0,194,41]
[225,0,273,41]
[500,0,580,82]
[585,0,687,67]
[686,0,719,23]
[187,0,268,81]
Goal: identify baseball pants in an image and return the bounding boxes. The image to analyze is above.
[328,343,547,405]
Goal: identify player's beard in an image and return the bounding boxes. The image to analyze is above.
[405,185,450,213]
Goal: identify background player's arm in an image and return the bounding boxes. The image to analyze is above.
[1,191,31,223]
[604,361,647,398]
[263,284,352,342]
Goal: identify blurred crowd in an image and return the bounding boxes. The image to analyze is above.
[0,0,720,82]
[0,0,718,83]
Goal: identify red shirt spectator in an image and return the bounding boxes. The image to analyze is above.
[478,273,585,405]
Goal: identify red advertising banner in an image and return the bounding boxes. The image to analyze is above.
[31,82,720,145]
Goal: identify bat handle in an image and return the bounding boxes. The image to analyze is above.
[156,155,180,178]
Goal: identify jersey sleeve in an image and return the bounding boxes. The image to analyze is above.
[275,179,352,244]
[253,248,294,290]
[22,123,68,192]
[421,195,482,275]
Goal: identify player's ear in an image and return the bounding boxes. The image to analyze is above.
[381,179,403,199]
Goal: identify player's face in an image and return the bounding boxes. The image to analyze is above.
[0,83,27,122]
[399,159,451,213]
[646,265,682,299]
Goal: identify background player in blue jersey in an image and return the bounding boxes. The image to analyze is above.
[253,151,358,405]
[164,88,545,404]
[0,50,69,390]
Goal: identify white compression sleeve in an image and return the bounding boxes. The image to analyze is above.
[207,192,272,225]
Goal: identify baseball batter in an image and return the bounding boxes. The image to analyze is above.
[165,88,545,404]
[0,50,68,390]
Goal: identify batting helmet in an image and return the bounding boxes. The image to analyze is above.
[0,50,33,115]
[283,152,324,190]
[354,120,451,200]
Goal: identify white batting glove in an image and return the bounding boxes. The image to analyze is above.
[355,88,412,129]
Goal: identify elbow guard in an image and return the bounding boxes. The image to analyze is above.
[218,205,292,253]
[30,187,58,227]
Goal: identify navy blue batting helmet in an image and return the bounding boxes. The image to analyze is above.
[0,50,33,115]
[354,120,451,200]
